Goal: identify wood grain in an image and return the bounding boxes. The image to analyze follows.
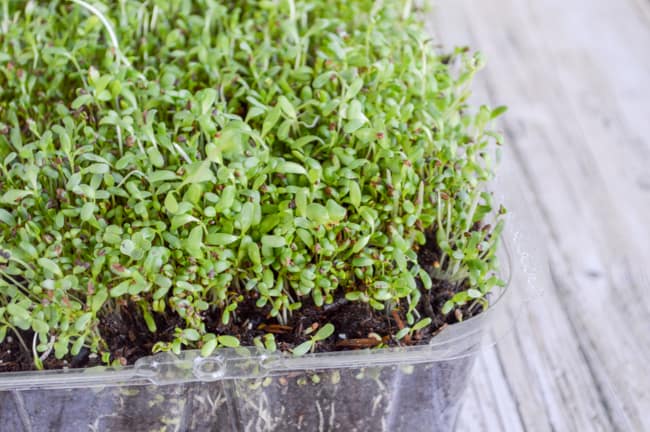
[430,0,650,430]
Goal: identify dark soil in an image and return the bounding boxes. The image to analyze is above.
[0,229,482,373]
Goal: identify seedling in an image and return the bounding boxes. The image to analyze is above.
[291,324,336,356]
[395,318,433,341]
[0,0,506,369]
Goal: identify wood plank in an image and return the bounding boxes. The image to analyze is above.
[430,0,650,430]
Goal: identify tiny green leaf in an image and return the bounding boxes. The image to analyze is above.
[412,317,432,332]
[395,328,410,340]
[201,338,218,357]
[292,340,313,356]
[1,190,32,204]
[218,335,240,348]
[313,323,335,341]
[261,235,286,248]
[38,258,63,278]
[491,106,508,119]
[183,329,201,341]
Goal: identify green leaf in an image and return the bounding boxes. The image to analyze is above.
[491,106,508,119]
[348,181,361,208]
[373,289,392,301]
[277,119,292,140]
[344,119,365,134]
[345,77,363,100]
[164,192,179,214]
[142,307,157,332]
[74,312,93,332]
[326,199,346,222]
[412,317,432,332]
[278,96,296,119]
[201,338,218,357]
[346,100,367,122]
[262,106,282,136]
[451,249,465,260]
[91,290,108,312]
[261,235,286,248]
[183,328,201,341]
[352,257,373,267]
[278,161,306,175]
[110,281,130,297]
[240,201,254,233]
[352,235,370,253]
[313,323,334,341]
[54,338,68,359]
[441,300,454,315]
[184,225,204,257]
[419,270,433,290]
[293,135,323,148]
[214,185,236,212]
[292,340,313,356]
[147,147,165,168]
[306,203,329,224]
[345,291,363,301]
[84,163,109,174]
[7,303,31,323]
[313,71,334,88]
[38,258,62,277]
[263,334,277,352]
[395,328,410,340]
[71,336,85,356]
[32,319,49,335]
[206,233,239,246]
[1,189,32,204]
[150,170,178,183]
[80,202,96,221]
[120,239,136,256]
[71,94,93,109]
[182,161,216,186]
[295,188,307,216]
[218,335,240,348]
[171,213,199,231]
[198,88,218,115]
[0,208,16,225]
[247,242,261,265]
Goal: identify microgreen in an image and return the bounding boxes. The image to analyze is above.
[292,323,335,356]
[395,317,433,341]
[0,0,506,367]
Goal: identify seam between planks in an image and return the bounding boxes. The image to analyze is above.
[492,344,528,432]
[548,267,635,432]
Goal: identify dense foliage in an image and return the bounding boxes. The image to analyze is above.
[0,0,505,367]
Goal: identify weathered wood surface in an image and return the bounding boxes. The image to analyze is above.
[430,0,650,431]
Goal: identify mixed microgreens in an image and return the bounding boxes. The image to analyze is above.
[0,0,505,367]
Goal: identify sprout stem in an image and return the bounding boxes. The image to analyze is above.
[69,0,145,80]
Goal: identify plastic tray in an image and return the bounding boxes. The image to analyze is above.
[0,215,540,432]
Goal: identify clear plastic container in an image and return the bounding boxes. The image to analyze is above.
[0,235,536,431]
[0,193,540,432]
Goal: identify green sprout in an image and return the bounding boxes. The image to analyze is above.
[291,324,336,356]
[0,0,506,368]
[395,317,433,341]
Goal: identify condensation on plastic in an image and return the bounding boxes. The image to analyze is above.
[0,168,541,431]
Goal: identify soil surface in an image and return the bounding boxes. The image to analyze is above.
[0,229,483,373]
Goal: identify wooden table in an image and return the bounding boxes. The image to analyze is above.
[430,1,650,430]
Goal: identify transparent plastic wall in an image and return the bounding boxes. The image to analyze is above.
[0,176,542,432]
